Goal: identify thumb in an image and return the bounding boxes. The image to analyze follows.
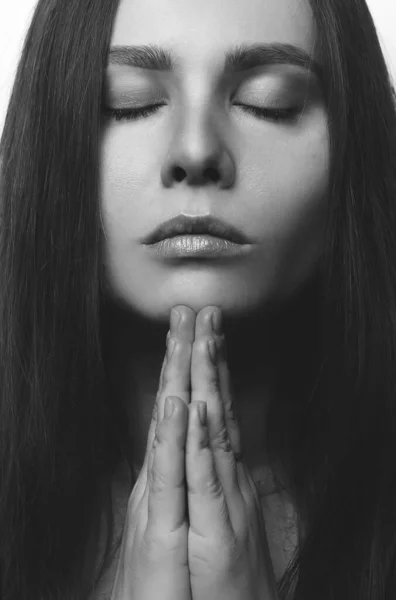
[146,396,189,537]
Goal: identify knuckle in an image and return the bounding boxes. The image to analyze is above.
[151,400,159,424]
[152,425,165,450]
[206,476,224,500]
[151,423,166,453]
[207,375,221,394]
[225,398,238,423]
[148,454,168,495]
[213,426,233,454]
[149,467,168,495]
[191,477,222,502]
[187,469,223,499]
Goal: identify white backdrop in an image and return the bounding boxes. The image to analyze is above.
[0,0,395,138]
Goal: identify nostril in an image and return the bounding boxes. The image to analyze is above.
[204,166,219,182]
[171,165,219,183]
[173,166,185,182]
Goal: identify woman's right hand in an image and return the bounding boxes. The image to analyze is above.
[110,306,196,600]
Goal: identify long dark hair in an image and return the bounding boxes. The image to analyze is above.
[0,0,395,598]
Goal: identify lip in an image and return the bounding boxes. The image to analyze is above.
[141,214,251,245]
[146,234,252,259]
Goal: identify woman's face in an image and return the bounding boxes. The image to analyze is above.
[100,0,329,322]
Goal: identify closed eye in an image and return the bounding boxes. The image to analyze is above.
[102,103,302,123]
[233,103,301,122]
[102,104,165,122]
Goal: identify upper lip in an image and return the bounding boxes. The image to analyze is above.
[142,214,250,245]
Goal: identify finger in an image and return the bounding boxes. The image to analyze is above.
[215,336,252,498]
[146,334,193,452]
[159,330,171,388]
[190,337,242,521]
[137,307,195,494]
[145,395,189,538]
[141,337,192,490]
[155,306,195,420]
[195,308,249,499]
[216,337,243,459]
[185,399,235,547]
[194,309,243,461]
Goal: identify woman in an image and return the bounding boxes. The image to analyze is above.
[0,0,395,597]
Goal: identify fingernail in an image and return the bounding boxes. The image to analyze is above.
[171,308,181,330]
[198,402,207,426]
[207,339,217,364]
[211,310,223,334]
[165,397,175,419]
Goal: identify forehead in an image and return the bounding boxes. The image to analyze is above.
[110,0,317,70]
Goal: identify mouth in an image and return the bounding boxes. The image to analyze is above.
[142,214,250,245]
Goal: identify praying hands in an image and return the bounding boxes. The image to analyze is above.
[110,305,279,600]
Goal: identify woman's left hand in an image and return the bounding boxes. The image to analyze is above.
[185,306,279,600]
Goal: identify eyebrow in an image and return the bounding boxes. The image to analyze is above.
[107,42,323,82]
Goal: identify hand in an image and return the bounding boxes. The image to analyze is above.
[110,306,196,600]
[185,306,279,600]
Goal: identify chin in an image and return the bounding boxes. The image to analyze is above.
[129,290,271,323]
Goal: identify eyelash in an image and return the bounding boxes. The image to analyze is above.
[102,103,301,123]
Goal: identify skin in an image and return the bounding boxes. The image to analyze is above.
[99,0,330,481]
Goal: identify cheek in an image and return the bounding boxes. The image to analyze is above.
[286,126,330,205]
[99,129,157,237]
[244,122,330,237]
[283,130,330,241]
[100,123,163,186]
[239,121,329,295]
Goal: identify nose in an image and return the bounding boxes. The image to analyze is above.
[161,112,236,189]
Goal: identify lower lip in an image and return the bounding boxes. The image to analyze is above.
[145,234,251,258]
